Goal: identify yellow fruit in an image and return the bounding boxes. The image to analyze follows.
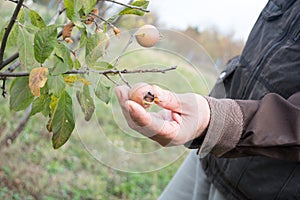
[129,83,156,109]
[135,25,160,47]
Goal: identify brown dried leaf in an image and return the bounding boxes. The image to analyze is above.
[62,22,75,39]
[29,67,49,97]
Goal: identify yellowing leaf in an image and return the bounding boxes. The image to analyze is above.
[63,75,91,86]
[29,67,49,96]
[78,77,91,85]
[63,75,77,86]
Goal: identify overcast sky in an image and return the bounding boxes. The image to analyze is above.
[149,0,268,41]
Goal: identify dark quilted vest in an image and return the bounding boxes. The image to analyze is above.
[201,0,300,199]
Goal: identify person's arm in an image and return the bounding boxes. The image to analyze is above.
[200,92,300,162]
[115,85,300,162]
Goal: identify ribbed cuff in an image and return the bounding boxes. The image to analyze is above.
[198,97,243,158]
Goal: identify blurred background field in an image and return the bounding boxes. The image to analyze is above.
[0,0,244,199]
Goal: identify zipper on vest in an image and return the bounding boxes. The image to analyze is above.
[240,11,300,99]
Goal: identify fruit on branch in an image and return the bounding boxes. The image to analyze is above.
[65,37,73,43]
[129,83,158,109]
[85,8,99,25]
[135,25,160,47]
[113,27,121,36]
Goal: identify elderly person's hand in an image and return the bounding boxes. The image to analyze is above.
[115,83,210,146]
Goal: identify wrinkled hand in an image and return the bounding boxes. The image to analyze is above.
[115,84,210,146]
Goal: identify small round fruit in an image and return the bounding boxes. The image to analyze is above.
[129,83,156,108]
[135,25,160,48]
[65,37,73,43]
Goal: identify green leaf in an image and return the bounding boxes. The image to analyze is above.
[47,95,58,132]
[85,32,107,67]
[51,43,73,75]
[82,0,97,15]
[17,27,35,69]
[24,24,40,34]
[76,85,95,121]
[64,0,82,21]
[0,9,25,48]
[31,93,51,116]
[93,61,113,70]
[74,59,81,69]
[34,25,57,63]
[94,80,111,104]
[47,75,66,97]
[79,29,87,48]
[50,91,75,149]
[64,0,75,20]
[9,77,34,111]
[29,10,46,28]
[119,0,149,16]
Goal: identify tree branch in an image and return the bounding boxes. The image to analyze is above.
[0,1,65,71]
[1,52,19,68]
[101,0,150,13]
[7,0,29,9]
[0,66,177,78]
[0,0,24,70]
[49,1,65,25]
[0,105,31,151]
[91,13,116,29]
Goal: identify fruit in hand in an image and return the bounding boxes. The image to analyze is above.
[135,25,160,47]
[129,83,158,108]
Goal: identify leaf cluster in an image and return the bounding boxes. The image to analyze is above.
[1,0,149,149]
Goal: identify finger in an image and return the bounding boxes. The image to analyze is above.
[153,85,182,113]
[127,100,151,127]
[115,85,130,107]
[172,112,182,124]
[148,118,180,146]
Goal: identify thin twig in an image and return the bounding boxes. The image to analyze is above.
[7,60,20,72]
[0,1,65,71]
[101,0,150,13]
[91,13,116,29]
[7,0,29,9]
[1,78,7,97]
[1,52,19,68]
[0,0,24,69]
[103,74,120,86]
[113,34,134,67]
[49,1,65,25]
[118,71,131,88]
[0,66,177,78]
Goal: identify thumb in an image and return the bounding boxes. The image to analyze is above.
[153,85,182,113]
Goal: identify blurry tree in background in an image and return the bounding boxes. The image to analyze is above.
[183,26,243,69]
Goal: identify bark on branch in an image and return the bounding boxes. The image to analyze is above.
[0,66,177,78]
[0,0,24,70]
